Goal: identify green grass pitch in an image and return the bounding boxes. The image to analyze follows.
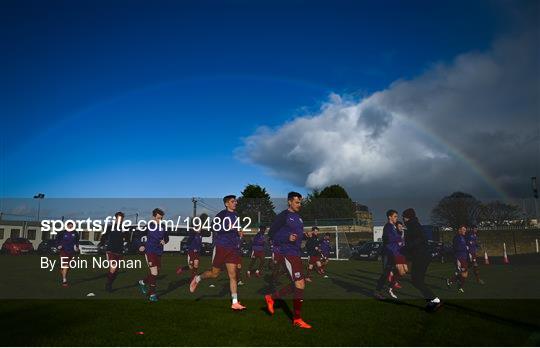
[1,254,539,346]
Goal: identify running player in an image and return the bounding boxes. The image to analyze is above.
[466,225,484,284]
[319,233,331,278]
[189,195,246,311]
[392,221,408,289]
[447,225,469,293]
[56,221,80,287]
[247,225,267,278]
[374,209,400,299]
[305,227,323,282]
[264,192,311,329]
[138,208,169,302]
[176,226,203,280]
[100,211,128,292]
[236,230,245,286]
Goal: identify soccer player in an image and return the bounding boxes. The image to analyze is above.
[447,225,469,293]
[401,208,442,312]
[247,225,267,278]
[466,225,484,284]
[189,195,247,311]
[56,221,80,287]
[176,226,203,280]
[236,231,245,286]
[138,208,169,302]
[305,226,323,282]
[374,209,400,299]
[392,221,408,289]
[100,211,128,292]
[264,192,311,329]
[319,233,331,278]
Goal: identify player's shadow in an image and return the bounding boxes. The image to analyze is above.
[71,271,127,285]
[158,277,191,297]
[260,299,293,320]
[194,282,231,301]
[444,302,540,330]
[329,277,374,297]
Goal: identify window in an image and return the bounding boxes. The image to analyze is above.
[41,230,50,241]
[27,229,36,240]
[93,232,101,242]
[10,229,20,238]
[82,231,90,240]
[0,228,4,239]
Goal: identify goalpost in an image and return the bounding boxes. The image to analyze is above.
[303,225,352,261]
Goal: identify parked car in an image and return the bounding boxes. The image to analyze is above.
[1,238,34,255]
[427,240,453,263]
[37,240,58,255]
[352,241,383,261]
[350,240,369,255]
[78,240,99,255]
[97,240,129,255]
[180,240,213,256]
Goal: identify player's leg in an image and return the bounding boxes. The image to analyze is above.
[176,253,191,275]
[191,246,223,292]
[59,254,71,286]
[226,262,246,310]
[191,258,199,279]
[247,251,256,277]
[236,262,244,285]
[105,252,119,292]
[285,256,311,329]
[255,252,265,276]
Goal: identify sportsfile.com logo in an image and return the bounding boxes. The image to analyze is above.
[40,216,253,234]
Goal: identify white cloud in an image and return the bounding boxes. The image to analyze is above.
[238,31,540,206]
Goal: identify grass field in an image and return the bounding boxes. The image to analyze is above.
[1,253,540,346]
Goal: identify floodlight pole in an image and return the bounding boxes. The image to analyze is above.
[532,177,539,225]
[33,193,45,221]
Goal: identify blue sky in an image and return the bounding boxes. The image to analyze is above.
[0,0,533,205]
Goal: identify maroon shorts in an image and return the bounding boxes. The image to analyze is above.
[145,253,162,268]
[456,258,468,272]
[187,251,199,265]
[251,250,265,259]
[59,251,75,267]
[309,255,320,264]
[212,245,241,268]
[282,255,304,281]
[394,255,407,264]
[272,252,284,264]
[106,251,123,262]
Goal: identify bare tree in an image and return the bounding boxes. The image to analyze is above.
[480,201,523,226]
[431,192,482,228]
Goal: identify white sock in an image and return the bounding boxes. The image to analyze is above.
[232,293,238,304]
[63,277,67,282]
[431,297,441,304]
[195,275,201,283]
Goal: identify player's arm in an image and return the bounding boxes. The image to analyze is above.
[268,211,286,240]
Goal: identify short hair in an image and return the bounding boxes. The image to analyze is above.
[259,225,267,232]
[325,233,331,237]
[458,224,467,230]
[312,226,319,231]
[471,224,478,229]
[223,195,236,204]
[114,211,125,218]
[386,209,398,218]
[152,208,164,217]
[287,191,302,201]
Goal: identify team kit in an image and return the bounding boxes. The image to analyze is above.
[53,192,483,329]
